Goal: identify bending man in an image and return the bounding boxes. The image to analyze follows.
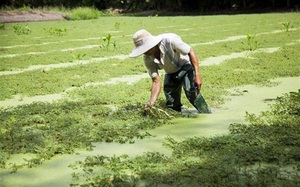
[129,29,210,113]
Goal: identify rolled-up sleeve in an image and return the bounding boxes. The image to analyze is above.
[143,56,159,78]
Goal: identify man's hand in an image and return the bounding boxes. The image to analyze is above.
[194,75,202,94]
[144,75,161,112]
[144,101,154,111]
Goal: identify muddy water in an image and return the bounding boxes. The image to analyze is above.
[0,77,299,187]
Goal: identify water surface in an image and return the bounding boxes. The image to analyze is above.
[0,77,299,187]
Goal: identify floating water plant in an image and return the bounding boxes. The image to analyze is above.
[282,22,293,32]
[101,33,116,50]
[45,27,68,36]
[70,90,300,187]
[0,101,177,172]
[242,34,259,51]
[13,24,31,35]
[0,13,300,186]
[114,22,121,30]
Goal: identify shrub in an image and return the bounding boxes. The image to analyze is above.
[0,22,5,30]
[64,7,101,20]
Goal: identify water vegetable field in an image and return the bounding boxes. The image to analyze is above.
[0,12,300,186]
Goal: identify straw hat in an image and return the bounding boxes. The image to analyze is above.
[129,29,162,58]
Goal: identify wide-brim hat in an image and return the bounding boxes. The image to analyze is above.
[129,29,162,58]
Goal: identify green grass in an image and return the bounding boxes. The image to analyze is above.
[0,12,299,186]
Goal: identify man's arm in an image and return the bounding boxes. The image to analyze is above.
[188,48,202,93]
[145,75,161,110]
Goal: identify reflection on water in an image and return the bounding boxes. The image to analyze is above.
[0,77,299,187]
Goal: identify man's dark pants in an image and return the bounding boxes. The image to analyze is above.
[164,63,198,112]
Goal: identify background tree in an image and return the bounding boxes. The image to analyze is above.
[0,0,298,12]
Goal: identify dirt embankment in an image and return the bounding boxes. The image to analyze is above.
[0,10,65,23]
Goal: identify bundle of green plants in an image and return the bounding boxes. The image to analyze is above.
[69,90,300,187]
[64,7,102,20]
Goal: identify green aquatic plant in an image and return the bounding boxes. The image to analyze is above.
[13,24,31,35]
[282,22,293,32]
[114,22,121,30]
[242,34,259,51]
[1,13,299,101]
[72,52,86,65]
[0,101,177,172]
[0,12,300,183]
[70,90,300,186]
[45,27,67,36]
[101,33,116,50]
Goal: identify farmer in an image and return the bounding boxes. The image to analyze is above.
[129,29,210,113]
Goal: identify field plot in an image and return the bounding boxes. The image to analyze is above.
[0,13,300,186]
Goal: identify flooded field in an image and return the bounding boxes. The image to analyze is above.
[1,12,299,186]
[1,76,298,187]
